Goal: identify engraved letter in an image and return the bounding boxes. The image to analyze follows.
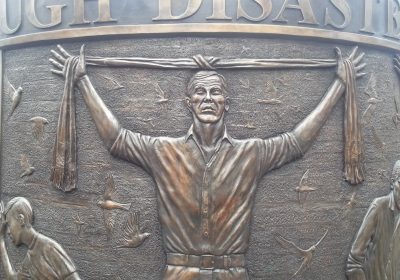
[0,0,21,34]
[324,0,351,29]
[385,0,400,39]
[237,0,272,22]
[70,0,116,26]
[273,0,318,25]
[207,0,231,20]
[26,0,65,29]
[153,0,203,20]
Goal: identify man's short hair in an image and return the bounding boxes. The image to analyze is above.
[5,197,33,225]
[187,71,228,97]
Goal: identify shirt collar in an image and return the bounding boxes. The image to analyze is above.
[28,232,38,250]
[185,125,233,145]
[389,191,400,212]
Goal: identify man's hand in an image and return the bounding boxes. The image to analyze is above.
[50,45,87,83]
[336,46,366,84]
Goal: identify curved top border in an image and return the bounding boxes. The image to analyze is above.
[0,23,399,51]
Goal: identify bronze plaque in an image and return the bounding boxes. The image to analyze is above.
[1,1,400,279]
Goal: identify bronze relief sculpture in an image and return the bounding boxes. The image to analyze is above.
[47,45,364,279]
[346,160,400,280]
[2,1,400,278]
[0,197,81,280]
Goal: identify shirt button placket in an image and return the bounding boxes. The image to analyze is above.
[202,164,210,239]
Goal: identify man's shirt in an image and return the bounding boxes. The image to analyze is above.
[347,191,400,280]
[19,233,79,280]
[111,125,303,256]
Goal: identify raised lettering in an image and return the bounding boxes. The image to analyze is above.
[0,0,21,35]
[153,0,202,20]
[273,0,318,25]
[26,0,65,29]
[71,0,116,26]
[385,0,400,39]
[324,0,351,29]
[95,0,117,23]
[237,0,272,22]
[360,0,378,34]
[207,0,231,20]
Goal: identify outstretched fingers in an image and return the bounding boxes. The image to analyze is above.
[51,49,66,63]
[49,58,63,70]
[348,46,359,60]
[334,47,343,61]
[57,44,71,58]
[51,69,63,76]
[356,72,367,78]
[355,63,366,72]
[353,52,365,65]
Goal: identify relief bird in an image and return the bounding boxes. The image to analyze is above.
[4,75,23,120]
[98,174,131,241]
[117,211,150,248]
[371,126,386,151]
[154,82,169,104]
[239,78,250,89]
[275,229,329,279]
[362,73,382,126]
[257,81,282,105]
[29,116,49,141]
[73,213,85,238]
[342,191,358,218]
[20,154,35,178]
[97,174,131,211]
[295,169,317,205]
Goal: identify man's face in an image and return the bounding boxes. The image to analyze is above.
[5,211,23,246]
[394,179,400,209]
[186,75,229,124]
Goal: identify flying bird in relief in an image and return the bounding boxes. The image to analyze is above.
[4,75,23,120]
[257,81,282,105]
[97,174,131,241]
[29,117,49,141]
[20,154,35,178]
[117,211,150,248]
[73,213,85,238]
[275,230,329,279]
[154,82,169,104]
[361,73,382,125]
[294,169,317,205]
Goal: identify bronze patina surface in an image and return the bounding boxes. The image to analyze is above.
[1,1,400,279]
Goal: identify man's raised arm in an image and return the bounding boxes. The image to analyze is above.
[292,47,365,153]
[50,45,120,149]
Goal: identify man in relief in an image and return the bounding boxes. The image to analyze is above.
[346,160,400,280]
[0,197,81,280]
[50,45,364,280]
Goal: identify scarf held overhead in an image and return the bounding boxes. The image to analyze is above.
[50,57,78,192]
[50,53,364,192]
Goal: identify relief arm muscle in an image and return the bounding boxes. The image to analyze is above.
[292,78,345,153]
[77,75,121,149]
[0,238,17,280]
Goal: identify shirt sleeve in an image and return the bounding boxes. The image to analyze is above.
[259,132,304,176]
[346,201,379,280]
[44,243,78,279]
[110,128,157,174]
